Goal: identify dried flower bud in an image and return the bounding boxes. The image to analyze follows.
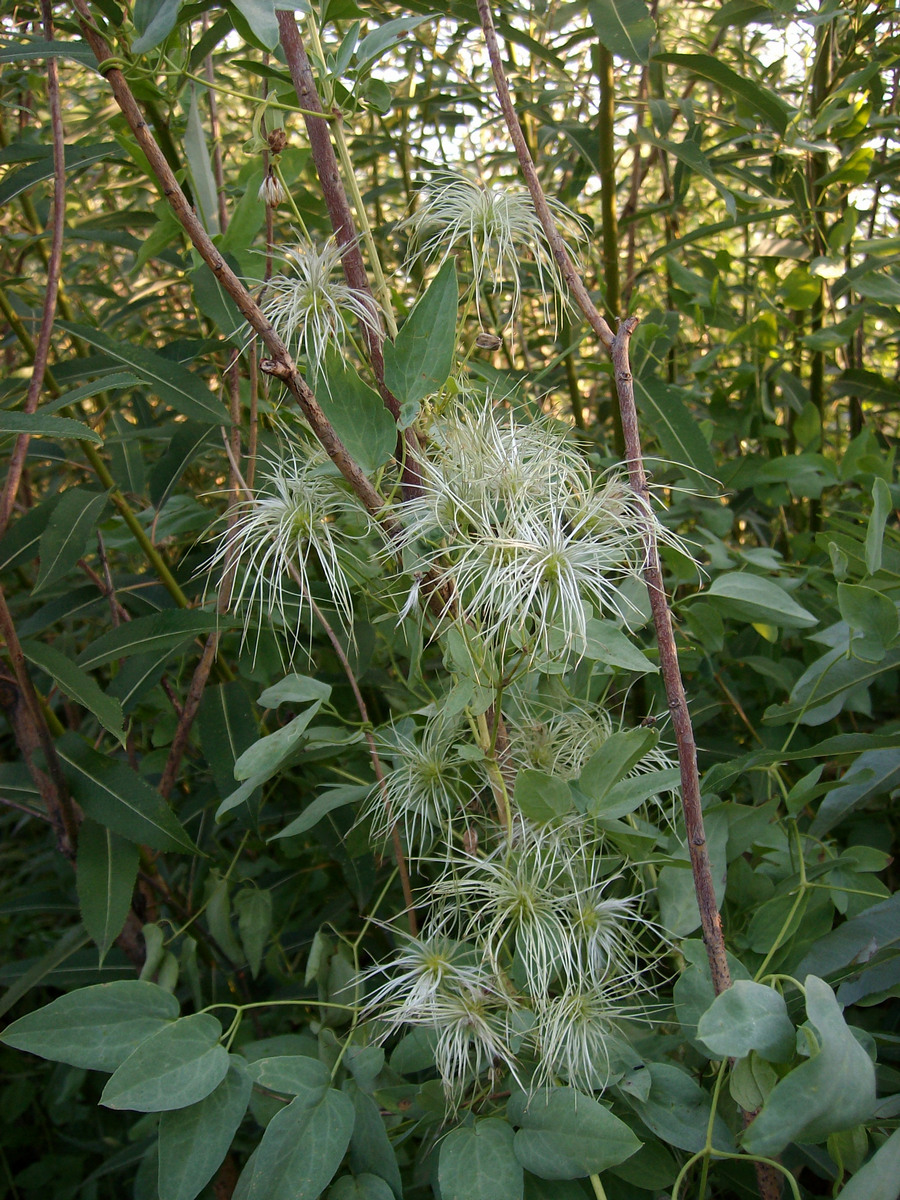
[258,170,286,208]
[267,128,287,154]
[475,332,502,350]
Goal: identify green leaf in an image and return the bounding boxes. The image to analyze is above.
[0,143,122,205]
[21,639,124,744]
[580,617,658,673]
[810,748,900,836]
[347,1089,402,1198]
[101,1013,229,1112]
[158,1061,252,1200]
[439,1119,523,1200]
[235,888,272,978]
[632,376,717,484]
[184,87,220,235]
[655,52,791,134]
[766,649,900,727]
[837,1128,900,1200]
[77,610,223,670]
[198,682,261,801]
[328,1176,395,1200]
[133,0,183,53]
[509,1088,640,1179]
[0,926,90,1020]
[591,767,681,820]
[57,732,199,854]
[233,1087,355,1200]
[231,0,279,50]
[258,674,333,707]
[588,0,656,64]
[0,36,96,66]
[742,976,876,1155]
[77,819,140,965]
[271,784,369,840]
[0,410,103,443]
[626,1063,733,1152]
[696,981,795,1062]
[796,894,900,980]
[704,572,817,629]
[514,769,574,824]
[576,727,659,817]
[383,259,458,406]
[866,478,892,576]
[233,702,324,781]
[356,15,429,66]
[247,1055,331,1100]
[34,489,109,593]
[59,323,225,424]
[318,347,397,475]
[837,583,898,645]
[0,980,178,1071]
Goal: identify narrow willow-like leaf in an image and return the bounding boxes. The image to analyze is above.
[22,639,124,743]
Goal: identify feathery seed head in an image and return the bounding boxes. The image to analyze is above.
[256,236,382,370]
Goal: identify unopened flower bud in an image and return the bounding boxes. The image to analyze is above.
[475,332,502,350]
[258,170,285,208]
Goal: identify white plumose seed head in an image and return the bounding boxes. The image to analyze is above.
[256,236,382,371]
[204,444,365,651]
[405,175,583,326]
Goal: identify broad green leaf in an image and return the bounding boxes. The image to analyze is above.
[632,376,718,484]
[77,819,140,965]
[509,1087,640,1179]
[0,495,58,573]
[696,981,795,1062]
[77,610,223,670]
[21,639,124,743]
[317,348,397,475]
[0,980,178,1071]
[383,259,458,407]
[439,1119,523,1200]
[59,323,225,424]
[271,784,369,840]
[233,1087,354,1200]
[133,0,182,53]
[247,1055,330,1100]
[356,16,429,66]
[655,52,792,134]
[837,1127,900,1200]
[0,411,102,443]
[158,1061,252,1200]
[810,749,900,836]
[831,369,900,412]
[866,478,892,576]
[590,767,681,820]
[34,489,109,593]
[235,888,272,978]
[837,583,898,645]
[742,977,876,1155]
[191,259,245,344]
[231,0,279,49]
[329,1176,394,1200]
[347,1089,403,1197]
[0,926,90,1019]
[258,674,333,707]
[514,770,574,824]
[580,617,659,673]
[233,701,324,780]
[704,572,817,629]
[765,648,900,727]
[588,0,656,63]
[627,1063,733,1152]
[101,1013,229,1112]
[796,893,900,979]
[576,727,659,816]
[57,732,199,854]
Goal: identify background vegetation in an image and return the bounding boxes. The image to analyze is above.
[0,1,898,1198]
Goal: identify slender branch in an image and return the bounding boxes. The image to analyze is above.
[475,0,732,997]
[70,0,391,532]
[0,0,66,537]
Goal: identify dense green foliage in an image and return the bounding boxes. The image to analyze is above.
[1,1,898,1199]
